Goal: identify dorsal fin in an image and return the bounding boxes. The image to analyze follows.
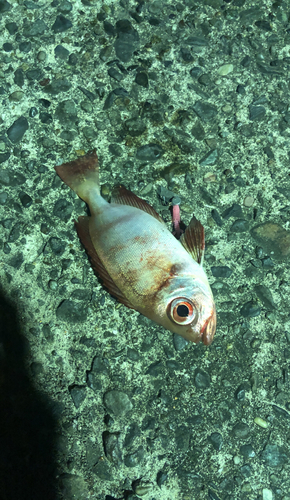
[75,216,137,310]
[180,215,205,265]
[111,185,165,224]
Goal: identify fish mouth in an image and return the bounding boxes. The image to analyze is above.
[200,308,217,346]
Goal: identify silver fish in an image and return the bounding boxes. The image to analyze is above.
[55,149,216,345]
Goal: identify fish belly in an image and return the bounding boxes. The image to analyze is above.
[88,203,194,306]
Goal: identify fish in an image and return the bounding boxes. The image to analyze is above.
[54,149,216,345]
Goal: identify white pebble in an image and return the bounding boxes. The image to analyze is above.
[254,417,268,429]
[217,63,234,76]
[263,488,273,500]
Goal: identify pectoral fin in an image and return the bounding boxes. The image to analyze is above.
[180,215,205,265]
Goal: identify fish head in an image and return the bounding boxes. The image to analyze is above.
[155,275,216,345]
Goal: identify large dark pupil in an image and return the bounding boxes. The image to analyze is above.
[177,304,189,317]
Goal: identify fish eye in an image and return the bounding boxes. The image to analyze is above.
[168,298,197,325]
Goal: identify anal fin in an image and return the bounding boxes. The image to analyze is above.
[75,216,137,310]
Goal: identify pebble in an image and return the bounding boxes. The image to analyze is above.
[251,222,290,261]
[232,422,250,439]
[69,385,86,409]
[56,299,88,323]
[211,266,232,278]
[208,432,223,451]
[203,172,217,182]
[192,101,218,122]
[136,143,164,162]
[240,444,255,458]
[261,443,289,467]
[103,390,133,416]
[222,203,243,219]
[263,488,273,500]
[254,284,276,310]
[52,14,72,33]
[217,63,234,76]
[194,368,211,389]
[230,219,249,232]
[249,104,266,121]
[244,195,254,207]
[199,149,218,166]
[240,300,261,318]
[7,116,29,144]
[254,417,269,429]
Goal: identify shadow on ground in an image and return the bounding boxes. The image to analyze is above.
[0,287,59,500]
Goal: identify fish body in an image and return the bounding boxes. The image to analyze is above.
[55,150,216,345]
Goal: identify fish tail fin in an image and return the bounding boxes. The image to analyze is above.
[54,149,100,203]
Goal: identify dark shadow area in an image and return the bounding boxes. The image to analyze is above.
[0,287,59,500]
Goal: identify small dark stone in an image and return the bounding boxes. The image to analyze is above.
[103,390,133,416]
[191,121,205,140]
[208,432,223,451]
[232,422,250,439]
[261,444,289,467]
[190,66,203,79]
[211,209,223,226]
[54,44,69,60]
[192,101,218,122]
[0,192,8,204]
[114,30,139,63]
[221,203,243,220]
[211,266,232,278]
[19,191,32,208]
[136,143,164,162]
[157,470,168,488]
[240,444,255,458]
[56,299,88,323]
[69,385,86,409]
[7,116,29,144]
[146,361,164,377]
[194,368,211,389]
[103,431,122,463]
[240,301,261,318]
[135,72,148,87]
[237,84,246,94]
[173,333,188,351]
[70,289,91,301]
[8,223,21,242]
[52,14,72,33]
[92,460,113,481]
[240,464,252,477]
[123,423,140,448]
[124,446,144,467]
[8,252,24,268]
[48,236,66,256]
[230,219,249,233]
[241,55,251,68]
[53,198,73,221]
[180,47,194,62]
[0,152,10,163]
[208,489,221,500]
[235,383,249,401]
[255,20,272,31]
[199,149,218,166]
[254,284,276,310]
[249,105,266,121]
[124,118,146,137]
